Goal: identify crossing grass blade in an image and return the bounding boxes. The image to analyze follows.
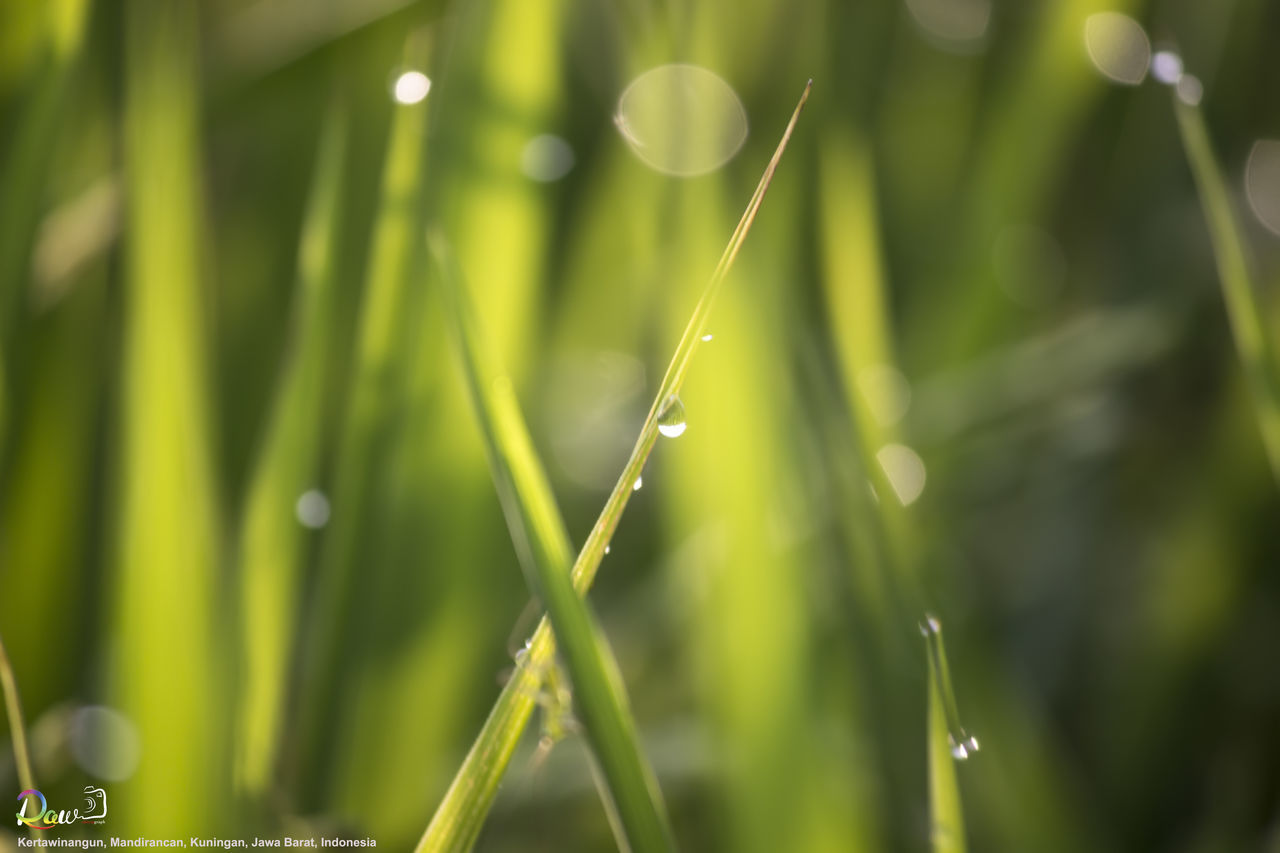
[234,102,348,793]
[427,233,676,853]
[418,79,811,853]
[0,630,36,794]
[1172,97,1280,483]
[924,620,967,853]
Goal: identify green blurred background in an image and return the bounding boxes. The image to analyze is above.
[2,0,1280,850]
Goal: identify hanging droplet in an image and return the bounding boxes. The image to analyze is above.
[633,475,643,491]
[657,395,687,438]
[604,545,611,555]
[701,333,714,342]
[922,613,981,763]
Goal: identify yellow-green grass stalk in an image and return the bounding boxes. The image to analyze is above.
[1173,97,1280,483]
[430,235,675,853]
[0,630,35,794]
[235,103,348,794]
[293,33,433,796]
[923,618,968,853]
[114,0,223,835]
[419,80,811,853]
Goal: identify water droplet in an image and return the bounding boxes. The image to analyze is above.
[1176,74,1204,106]
[604,545,611,555]
[1245,140,1280,236]
[615,64,748,177]
[657,395,687,438]
[1083,13,1150,85]
[857,365,912,426]
[701,334,714,342]
[905,0,991,48]
[633,475,643,491]
[391,70,431,104]
[521,134,575,182]
[70,706,141,782]
[876,444,927,506]
[295,489,331,529]
[948,733,980,761]
[1150,50,1183,85]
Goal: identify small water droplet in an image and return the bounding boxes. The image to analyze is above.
[1083,12,1150,85]
[701,333,713,342]
[876,443,927,506]
[604,545,611,555]
[295,489,331,528]
[391,70,431,104]
[657,395,687,438]
[1150,50,1183,85]
[1245,140,1280,236]
[614,64,748,177]
[633,476,643,491]
[521,134,575,182]
[948,733,981,761]
[1176,74,1204,106]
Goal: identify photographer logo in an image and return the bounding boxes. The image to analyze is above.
[15,787,107,829]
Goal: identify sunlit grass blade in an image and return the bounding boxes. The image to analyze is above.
[428,234,676,853]
[419,79,811,853]
[0,630,36,793]
[1173,98,1280,483]
[114,0,223,835]
[923,618,968,853]
[234,102,348,794]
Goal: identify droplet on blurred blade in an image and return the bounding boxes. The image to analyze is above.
[615,64,748,177]
[1175,74,1204,106]
[701,334,714,342]
[657,395,687,438]
[392,70,431,104]
[633,475,643,491]
[905,0,991,47]
[857,365,912,426]
[1245,140,1280,236]
[1150,50,1183,84]
[948,733,980,761]
[521,134,575,182]
[876,443,927,506]
[295,489,331,529]
[70,706,141,782]
[1083,13,1150,85]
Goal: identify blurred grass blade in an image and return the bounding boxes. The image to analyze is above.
[234,102,348,793]
[115,0,223,835]
[923,618,968,853]
[419,79,811,853]
[428,235,676,853]
[0,630,36,792]
[293,32,433,799]
[1173,98,1280,483]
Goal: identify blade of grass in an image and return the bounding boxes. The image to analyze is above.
[292,32,434,802]
[115,0,223,835]
[431,234,675,852]
[234,101,348,794]
[923,618,968,853]
[0,630,36,793]
[1172,97,1280,483]
[418,79,811,853]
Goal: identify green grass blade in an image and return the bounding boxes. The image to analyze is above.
[114,0,223,835]
[428,234,676,853]
[419,79,811,853]
[923,618,968,853]
[234,102,348,793]
[293,32,434,799]
[1173,97,1280,483]
[0,630,36,793]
